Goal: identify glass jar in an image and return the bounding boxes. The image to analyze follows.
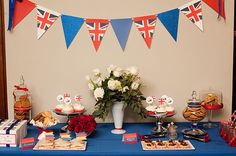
[13,77,31,121]
[182,91,207,136]
[167,122,178,140]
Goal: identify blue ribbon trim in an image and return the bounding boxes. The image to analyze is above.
[6,120,20,147]
[8,0,16,31]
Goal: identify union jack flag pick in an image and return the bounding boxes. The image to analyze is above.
[37,5,61,39]
[179,0,203,31]
[133,15,157,49]
[85,19,109,52]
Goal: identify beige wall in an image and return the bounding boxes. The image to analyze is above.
[4,0,235,123]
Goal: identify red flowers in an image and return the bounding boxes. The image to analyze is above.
[67,115,96,134]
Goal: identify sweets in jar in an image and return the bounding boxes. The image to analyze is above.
[13,77,31,120]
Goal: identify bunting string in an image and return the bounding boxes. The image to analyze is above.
[9,0,226,52]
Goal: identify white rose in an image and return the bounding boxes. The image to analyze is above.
[107,65,117,74]
[113,67,123,77]
[127,66,138,75]
[114,80,122,91]
[108,79,116,90]
[88,83,94,90]
[94,87,104,100]
[95,77,103,86]
[131,82,140,90]
[93,69,101,76]
[122,86,129,93]
[85,75,91,81]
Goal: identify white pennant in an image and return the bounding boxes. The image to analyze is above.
[179,0,203,31]
[37,5,61,39]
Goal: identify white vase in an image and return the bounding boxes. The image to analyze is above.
[111,101,126,134]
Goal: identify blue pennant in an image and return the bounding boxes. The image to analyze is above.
[157,8,179,41]
[61,15,84,48]
[110,18,132,51]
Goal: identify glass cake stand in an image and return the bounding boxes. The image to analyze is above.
[147,111,176,137]
[53,110,84,131]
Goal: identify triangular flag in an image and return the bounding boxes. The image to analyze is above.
[157,9,179,41]
[13,0,36,28]
[179,0,203,31]
[133,15,157,48]
[61,15,84,48]
[203,0,225,19]
[85,19,109,52]
[110,18,132,51]
[37,5,61,39]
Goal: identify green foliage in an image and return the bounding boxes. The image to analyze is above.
[88,67,147,120]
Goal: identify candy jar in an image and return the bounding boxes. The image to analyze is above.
[200,89,223,128]
[182,91,207,136]
[13,76,31,121]
[167,122,178,140]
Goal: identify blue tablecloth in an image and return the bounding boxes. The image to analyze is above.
[0,122,236,156]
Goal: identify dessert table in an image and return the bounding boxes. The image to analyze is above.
[0,122,236,156]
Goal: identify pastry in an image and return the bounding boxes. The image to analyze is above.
[166,106,174,112]
[37,140,54,149]
[167,140,178,148]
[156,106,166,113]
[55,104,64,112]
[178,140,190,148]
[73,103,85,112]
[70,139,85,149]
[146,105,157,112]
[156,139,166,148]
[183,107,206,121]
[54,138,71,149]
[31,111,57,127]
[62,105,74,113]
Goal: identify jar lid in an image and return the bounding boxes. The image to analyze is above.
[187,91,201,107]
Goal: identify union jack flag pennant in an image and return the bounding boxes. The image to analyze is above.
[85,19,109,52]
[179,0,203,31]
[37,5,61,39]
[133,15,157,48]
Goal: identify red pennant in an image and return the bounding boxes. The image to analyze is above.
[203,0,225,19]
[13,0,36,28]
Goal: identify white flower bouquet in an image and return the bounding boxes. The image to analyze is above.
[87,65,146,120]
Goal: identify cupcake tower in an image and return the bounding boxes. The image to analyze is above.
[55,94,85,114]
[146,95,175,115]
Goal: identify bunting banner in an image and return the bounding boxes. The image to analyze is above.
[203,0,225,19]
[157,9,179,41]
[61,15,84,48]
[37,5,61,39]
[85,19,109,52]
[110,18,132,51]
[133,15,157,49]
[13,0,35,29]
[179,0,203,31]
[8,0,227,51]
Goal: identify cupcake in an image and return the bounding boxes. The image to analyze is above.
[62,104,74,113]
[73,103,85,113]
[166,106,175,113]
[55,104,64,112]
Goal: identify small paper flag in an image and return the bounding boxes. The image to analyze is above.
[110,18,132,51]
[133,15,157,48]
[203,0,225,19]
[13,0,36,28]
[61,15,84,48]
[179,0,203,31]
[37,5,61,39]
[85,19,109,52]
[157,8,179,41]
